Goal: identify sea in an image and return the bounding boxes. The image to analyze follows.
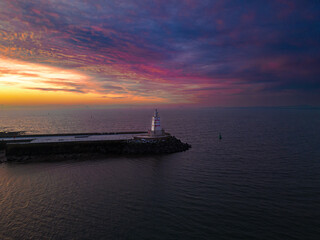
[0,107,319,240]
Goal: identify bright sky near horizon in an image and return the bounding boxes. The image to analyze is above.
[0,0,319,107]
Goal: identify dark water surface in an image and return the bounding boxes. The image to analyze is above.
[1,108,320,239]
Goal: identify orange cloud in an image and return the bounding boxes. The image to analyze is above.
[0,57,172,105]
[0,57,91,91]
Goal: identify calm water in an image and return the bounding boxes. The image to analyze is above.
[0,108,320,239]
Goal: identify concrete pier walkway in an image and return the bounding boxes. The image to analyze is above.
[0,131,147,145]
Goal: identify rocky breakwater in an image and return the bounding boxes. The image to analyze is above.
[5,136,191,162]
[0,150,5,163]
[124,136,191,154]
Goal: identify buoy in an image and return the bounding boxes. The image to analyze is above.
[219,133,222,140]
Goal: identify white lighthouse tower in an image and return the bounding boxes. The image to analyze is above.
[134,109,168,139]
[150,109,165,136]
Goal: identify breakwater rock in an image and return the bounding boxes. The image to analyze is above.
[5,136,191,162]
[124,136,191,154]
[0,150,5,163]
[0,131,25,138]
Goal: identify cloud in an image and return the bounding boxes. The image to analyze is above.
[0,0,320,106]
[25,87,85,93]
[0,57,91,93]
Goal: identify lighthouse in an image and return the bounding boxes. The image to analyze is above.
[150,109,165,136]
[134,109,168,139]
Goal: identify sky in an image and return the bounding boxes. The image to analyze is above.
[0,0,319,107]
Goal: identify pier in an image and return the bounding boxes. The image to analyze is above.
[0,131,147,145]
[0,110,191,162]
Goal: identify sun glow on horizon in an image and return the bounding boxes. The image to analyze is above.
[0,57,168,106]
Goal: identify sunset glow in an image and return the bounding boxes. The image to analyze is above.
[0,0,319,106]
[0,57,171,105]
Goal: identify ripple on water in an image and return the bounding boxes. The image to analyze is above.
[1,108,320,239]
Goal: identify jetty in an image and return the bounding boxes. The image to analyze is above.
[0,110,191,162]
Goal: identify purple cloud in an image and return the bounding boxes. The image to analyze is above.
[0,0,319,106]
